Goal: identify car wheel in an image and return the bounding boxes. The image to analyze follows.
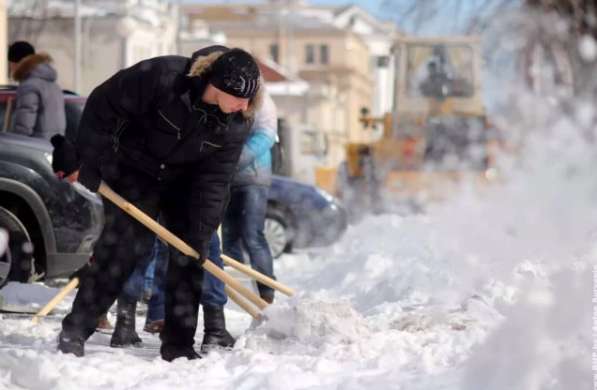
[264,208,289,259]
[0,229,10,288]
[0,206,34,283]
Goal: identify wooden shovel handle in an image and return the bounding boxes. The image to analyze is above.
[221,254,294,296]
[224,286,262,320]
[32,277,79,323]
[98,182,269,310]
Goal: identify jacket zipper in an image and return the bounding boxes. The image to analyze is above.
[202,141,222,148]
[158,110,181,140]
[200,141,222,152]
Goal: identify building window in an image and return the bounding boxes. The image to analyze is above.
[320,44,329,64]
[270,43,279,63]
[306,44,315,64]
[376,56,390,68]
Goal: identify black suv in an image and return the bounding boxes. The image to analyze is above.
[0,86,104,287]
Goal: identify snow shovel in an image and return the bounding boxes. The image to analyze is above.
[32,278,79,324]
[33,181,271,323]
[32,265,265,322]
[97,182,270,312]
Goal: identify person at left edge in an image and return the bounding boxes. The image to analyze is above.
[51,45,262,362]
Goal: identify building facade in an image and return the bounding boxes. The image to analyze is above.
[0,0,6,84]
[8,0,178,95]
[182,0,399,182]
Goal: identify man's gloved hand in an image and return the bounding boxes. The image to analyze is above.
[50,134,79,177]
[77,163,102,193]
[69,262,91,281]
[197,239,210,265]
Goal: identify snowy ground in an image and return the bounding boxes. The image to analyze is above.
[0,161,592,390]
[0,225,501,390]
[0,111,595,388]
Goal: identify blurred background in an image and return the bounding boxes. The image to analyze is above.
[0,1,505,209]
[1,0,592,217]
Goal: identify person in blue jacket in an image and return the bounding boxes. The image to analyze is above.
[222,91,278,304]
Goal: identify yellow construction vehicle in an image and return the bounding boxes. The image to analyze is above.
[319,35,499,212]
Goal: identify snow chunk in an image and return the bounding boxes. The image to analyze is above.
[251,297,370,346]
[578,35,597,62]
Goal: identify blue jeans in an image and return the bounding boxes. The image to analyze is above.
[222,185,275,300]
[122,232,226,323]
[144,238,169,322]
[121,238,166,305]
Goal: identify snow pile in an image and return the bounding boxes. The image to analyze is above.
[456,13,597,389]
[252,297,369,346]
[462,267,592,390]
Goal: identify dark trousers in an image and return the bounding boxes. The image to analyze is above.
[222,185,275,300]
[61,165,204,348]
[124,232,226,324]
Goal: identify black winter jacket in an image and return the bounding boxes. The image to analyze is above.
[76,47,261,245]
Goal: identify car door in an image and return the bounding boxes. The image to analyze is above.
[0,93,15,133]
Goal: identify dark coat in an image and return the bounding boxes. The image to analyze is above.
[76,46,262,245]
[12,53,66,140]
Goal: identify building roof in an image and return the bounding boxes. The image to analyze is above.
[9,0,173,27]
[182,2,402,41]
[257,57,309,96]
[259,60,287,83]
[184,5,345,34]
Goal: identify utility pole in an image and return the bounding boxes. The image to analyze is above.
[74,0,81,93]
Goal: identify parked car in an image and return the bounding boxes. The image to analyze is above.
[265,175,347,258]
[0,86,104,287]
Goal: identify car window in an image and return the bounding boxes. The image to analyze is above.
[65,99,84,142]
[0,93,83,139]
[0,97,13,133]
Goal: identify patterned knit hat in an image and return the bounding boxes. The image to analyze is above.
[209,48,260,99]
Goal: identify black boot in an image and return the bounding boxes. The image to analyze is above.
[200,305,235,354]
[160,344,201,362]
[110,299,142,348]
[258,284,274,304]
[58,331,85,357]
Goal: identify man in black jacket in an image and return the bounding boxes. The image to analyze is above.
[52,46,262,361]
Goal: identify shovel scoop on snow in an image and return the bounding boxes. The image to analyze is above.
[32,181,294,323]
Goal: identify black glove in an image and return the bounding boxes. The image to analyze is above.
[197,239,210,265]
[50,134,80,177]
[77,163,102,193]
[69,262,91,281]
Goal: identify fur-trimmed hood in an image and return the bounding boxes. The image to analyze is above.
[12,53,57,82]
[187,49,263,119]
